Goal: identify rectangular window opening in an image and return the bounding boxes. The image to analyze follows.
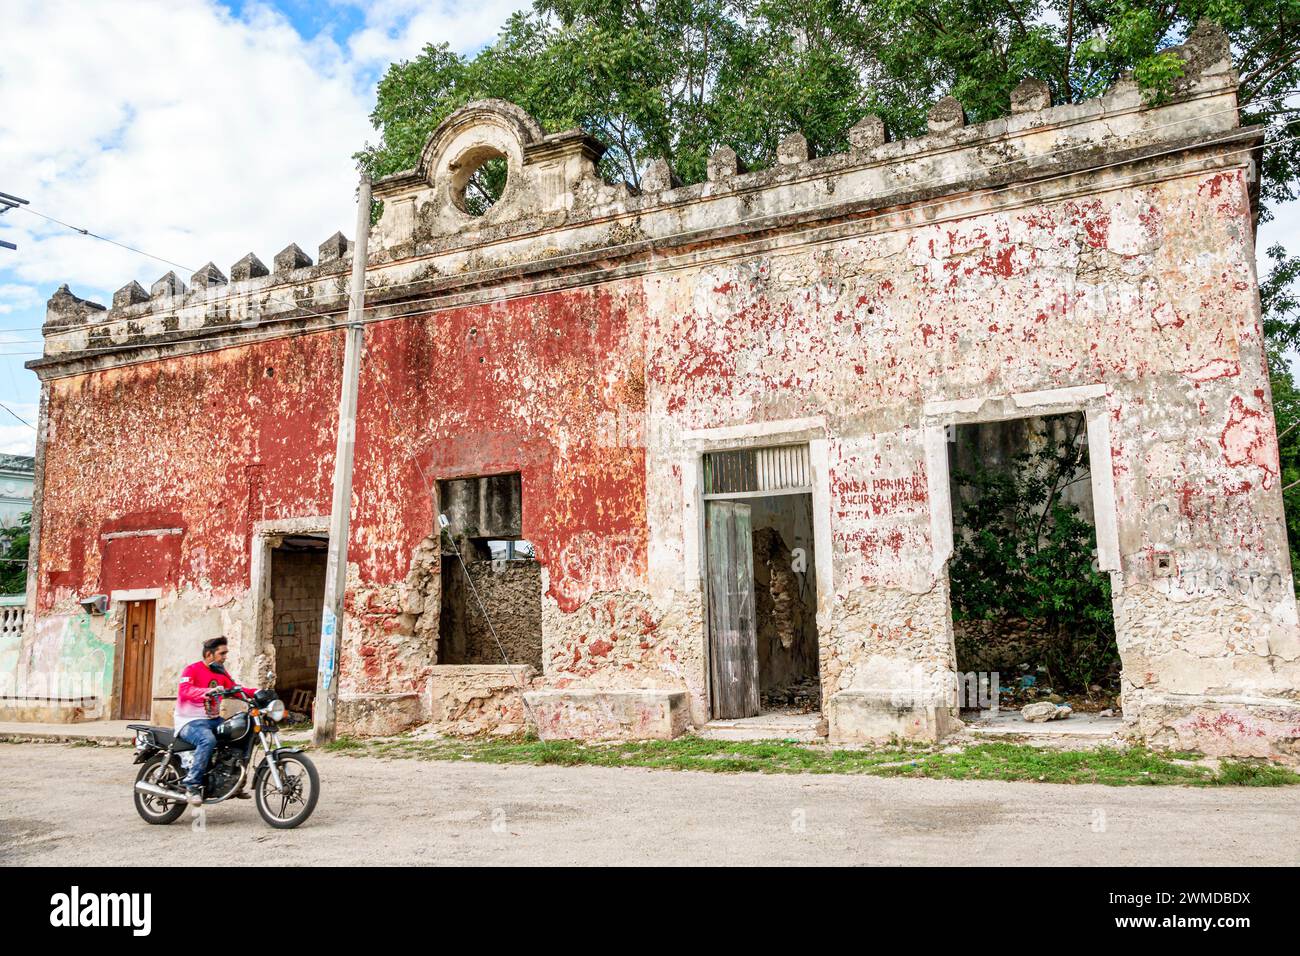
[436,472,542,669]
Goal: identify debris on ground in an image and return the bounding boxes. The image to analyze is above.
[1021,701,1073,722]
[761,677,821,713]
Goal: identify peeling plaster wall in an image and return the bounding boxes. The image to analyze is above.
[21,47,1300,754]
[639,167,1299,753]
[25,168,1297,754]
[20,334,342,713]
[338,285,651,709]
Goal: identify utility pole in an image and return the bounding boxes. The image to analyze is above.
[0,191,29,250]
[313,174,371,746]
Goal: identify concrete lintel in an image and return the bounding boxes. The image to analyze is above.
[922,397,984,417]
[110,588,161,603]
[428,663,534,678]
[100,527,182,541]
[251,515,331,538]
[924,384,1109,424]
[680,415,826,449]
[1012,383,1108,408]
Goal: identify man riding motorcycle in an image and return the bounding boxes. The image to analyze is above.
[175,636,257,805]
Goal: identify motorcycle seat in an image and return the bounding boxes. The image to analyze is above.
[127,724,195,752]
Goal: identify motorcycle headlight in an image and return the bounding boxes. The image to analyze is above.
[266,699,286,722]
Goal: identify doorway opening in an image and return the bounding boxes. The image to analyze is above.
[120,599,156,721]
[704,445,820,725]
[946,413,1121,728]
[269,534,328,720]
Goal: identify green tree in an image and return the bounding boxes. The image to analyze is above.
[0,511,30,595]
[359,1,1299,211]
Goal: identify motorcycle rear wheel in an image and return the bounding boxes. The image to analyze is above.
[254,752,319,829]
[134,754,187,825]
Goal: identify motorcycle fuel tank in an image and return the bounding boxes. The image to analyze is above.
[216,712,250,742]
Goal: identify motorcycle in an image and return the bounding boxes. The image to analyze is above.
[128,686,320,829]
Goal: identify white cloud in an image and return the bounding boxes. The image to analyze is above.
[1259,206,1300,262]
[0,402,38,455]
[0,0,380,301]
[0,0,529,307]
[0,285,40,316]
[0,0,533,452]
[346,0,526,68]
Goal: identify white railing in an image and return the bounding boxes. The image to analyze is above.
[0,603,25,641]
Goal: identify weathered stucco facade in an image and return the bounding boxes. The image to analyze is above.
[7,22,1299,759]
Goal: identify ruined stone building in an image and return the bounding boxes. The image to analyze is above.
[4,22,1298,759]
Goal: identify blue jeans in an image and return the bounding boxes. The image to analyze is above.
[178,718,222,788]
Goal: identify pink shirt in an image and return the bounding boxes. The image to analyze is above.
[174,661,254,730]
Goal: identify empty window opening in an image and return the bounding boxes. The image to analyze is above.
[269,534,328,720]
[704,445,820,721]
[437,473,542,668]
[487,539,535,562]
[947,413,1120,723]
[453,148,509,217]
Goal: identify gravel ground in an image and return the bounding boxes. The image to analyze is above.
[2,742,1297,866]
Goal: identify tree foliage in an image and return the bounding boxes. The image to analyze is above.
[359,0,1299,205]
[0,511,30,595]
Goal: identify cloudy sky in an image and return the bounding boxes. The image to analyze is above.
[0,1,1295,457]
[0,0,528,454]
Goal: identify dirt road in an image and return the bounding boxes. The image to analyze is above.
[2,743,1296,865]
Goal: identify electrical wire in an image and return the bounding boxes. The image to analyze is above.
[0,401,34,429]
[11,206,196,274]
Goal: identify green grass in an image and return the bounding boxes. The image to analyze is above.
[317,734,1300,787]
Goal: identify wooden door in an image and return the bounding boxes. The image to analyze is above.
[706,500,759,719]
[121,600,156,720]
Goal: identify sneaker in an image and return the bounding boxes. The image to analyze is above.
[233,790,251,800]
[185,786,203,807]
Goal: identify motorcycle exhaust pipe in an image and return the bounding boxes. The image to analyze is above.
[135,780,184,801]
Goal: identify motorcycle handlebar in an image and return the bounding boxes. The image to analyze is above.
[207,686,248,699]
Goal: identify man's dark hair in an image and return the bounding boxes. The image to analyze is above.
[202,636,228,656]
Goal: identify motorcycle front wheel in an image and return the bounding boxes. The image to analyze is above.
[134,754,187,825]
[254,752,320,829]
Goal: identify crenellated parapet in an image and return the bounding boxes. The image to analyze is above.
[34,20,1251,378]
